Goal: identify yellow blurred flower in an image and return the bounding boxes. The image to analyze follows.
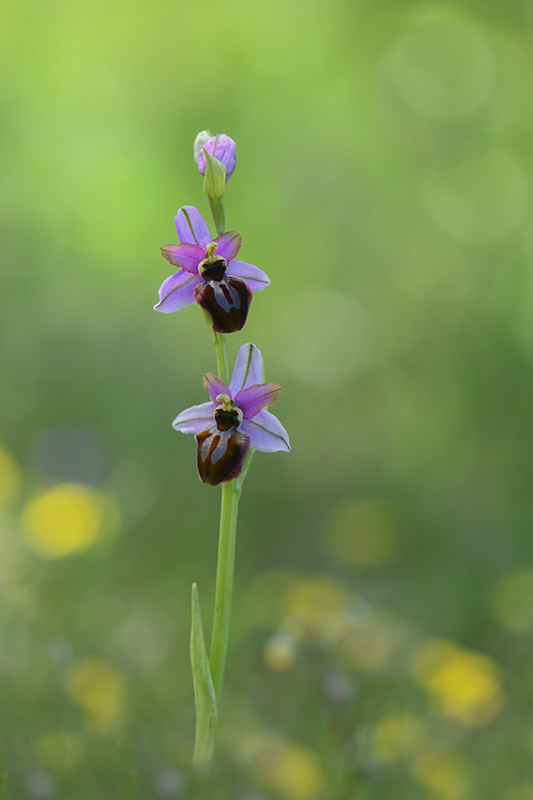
[33,730,83,771]
[0,442,21,509]
[410,639,505,726]
[493,568,533,632]
[264,631,298,671]
[21,483,119,558]
[65,657,125,733]
[282,575,348,633]
[411,752,468,800]
[373,713,427,762]
[327,498,397,567]
[251,740,324,800]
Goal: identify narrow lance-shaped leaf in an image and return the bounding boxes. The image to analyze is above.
[203,150,226,234]
[190,583,218,770]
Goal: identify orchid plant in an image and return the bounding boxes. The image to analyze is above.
[154,131,290,770]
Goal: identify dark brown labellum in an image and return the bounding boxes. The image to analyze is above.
[194,276,252,334]
[196,419,251,486]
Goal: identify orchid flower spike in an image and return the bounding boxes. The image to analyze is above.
[173,343,290,486]
[196,134,236,182]
[154,206,270,333]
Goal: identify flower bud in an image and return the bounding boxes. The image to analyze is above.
[197,134,236,182]
[193,130,212,164]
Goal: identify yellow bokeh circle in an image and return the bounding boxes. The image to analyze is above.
[21,483,106,558]
[65,657,125,733]
[252,741,324,800]
[33,730,83,771]
[410,639,505,726]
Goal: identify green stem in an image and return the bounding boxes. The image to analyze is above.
[208,478,241,703]
[192,179,254,768]
[213,332,229,384]
[206,194,225,235]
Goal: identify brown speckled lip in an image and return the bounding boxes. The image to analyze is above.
[195,424,251,486]
[194,275,252,333]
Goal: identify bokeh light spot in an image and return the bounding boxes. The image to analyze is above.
[65,657,125,733]
[252,741,324,800]
[387,20,495,119]
[493,568,533,632]
[33,730,83,772]
[328,498,397,566]
[425,146,527,243]
[282,575,348,630]
[0,442,21,509]
[264,631,297,671]
[412,752,468,800]
[21,483,114,558]
[410,639,505,726]
[373,713,426,762]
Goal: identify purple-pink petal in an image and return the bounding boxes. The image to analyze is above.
[235,383,282,419]
[227,260,270,292]
[241,409,291,453]
[154,269,203,313]
[197,134,236,181]
[214,231,242,262]
[175,206,212,248]
[172,402,214,434]
[230,343,264,395]
[161,242,204,274]
[203,373,231,404]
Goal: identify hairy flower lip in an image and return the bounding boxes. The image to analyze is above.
[154,207,270,316]
[172,343,291,485]
[194,274,251,333]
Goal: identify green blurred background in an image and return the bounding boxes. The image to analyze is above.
[2,0,533,797]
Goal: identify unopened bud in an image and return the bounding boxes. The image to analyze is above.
[193,130,212,164]
[197,134,236,182]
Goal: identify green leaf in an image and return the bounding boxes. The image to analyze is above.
[123,770,137,798]
[203,149,226,234]
[203,149,226,198]
[190,583,218,771]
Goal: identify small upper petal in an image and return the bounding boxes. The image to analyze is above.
[214,231,242,262]
[227,260,270,292]
[230,343,263,395]
[175,206,212,248]
[154,269,202,313]
[235,383,282,419]
[161,242,204,274]
[203,373,231,404]
[172,401,214,434]
[241,409,291,453]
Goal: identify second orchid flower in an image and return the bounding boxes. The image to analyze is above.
[173,343,290,485]
[154,206,269,333]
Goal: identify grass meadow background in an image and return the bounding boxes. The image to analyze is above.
[2,0,533,797]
